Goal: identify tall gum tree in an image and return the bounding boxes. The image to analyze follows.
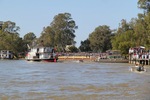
[39,26,55,47]
[50,13,78,52]
[89,25,112,52]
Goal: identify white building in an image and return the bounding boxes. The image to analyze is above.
[0,50,14,59]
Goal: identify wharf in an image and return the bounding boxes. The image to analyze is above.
[58,56,95,61]
[58,56,128,63]
[129,46,150,66]
[129,58,150,65]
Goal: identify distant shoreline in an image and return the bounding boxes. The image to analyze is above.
[11,56,129,63]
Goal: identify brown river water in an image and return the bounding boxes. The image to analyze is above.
[0,60,150,100]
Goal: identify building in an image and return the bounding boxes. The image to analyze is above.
[0,50,14,59]
[96,50,125,62]
[106,50,122,59]
[129,46,150,65]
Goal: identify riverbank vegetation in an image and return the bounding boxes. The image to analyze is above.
[0,0,150,58]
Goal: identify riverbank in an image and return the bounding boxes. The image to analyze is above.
[58,56,128,63]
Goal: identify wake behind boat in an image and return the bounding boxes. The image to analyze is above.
[25,46,58,62]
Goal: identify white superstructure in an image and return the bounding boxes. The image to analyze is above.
[25,47,58,62]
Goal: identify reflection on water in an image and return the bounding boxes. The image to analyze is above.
[0,60,150,100]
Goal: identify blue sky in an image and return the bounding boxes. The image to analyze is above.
[0,0,142,47]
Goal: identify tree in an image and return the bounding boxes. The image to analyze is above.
[89,25,112,52]
[138,0,150,13]
[117,19,130,34]
[111,19,135,55]
[2,21,20,33]
[111,30,135,54]
[0,21,24,57]
[50,12,78,51]
[23,32,36,47]
[39,26,55,47]
[79,39,91,52]
[68,46,78,53]
[141,12,150,49]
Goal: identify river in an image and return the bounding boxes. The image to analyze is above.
[0,60,150,100]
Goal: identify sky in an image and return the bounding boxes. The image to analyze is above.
[0,0,142,47]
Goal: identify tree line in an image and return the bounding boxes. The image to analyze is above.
[0,0,150,58]
[80,0,150,55]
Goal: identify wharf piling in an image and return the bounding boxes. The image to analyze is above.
[129,58,150,65]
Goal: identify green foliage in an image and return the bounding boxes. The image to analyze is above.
[138,0,150,13]
[37,13,78,52]
[112,12,150,55]
[112,30,135,54]
[79,39,91,52]
[23,32,36,46]
[68,46,79,53]
[50,13,78,51]
[111,19,136,55]
[39,26,55,47]
[89,25,112,52]
[0,21,25,57]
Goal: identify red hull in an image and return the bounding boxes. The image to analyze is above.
[27,59,57,62]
